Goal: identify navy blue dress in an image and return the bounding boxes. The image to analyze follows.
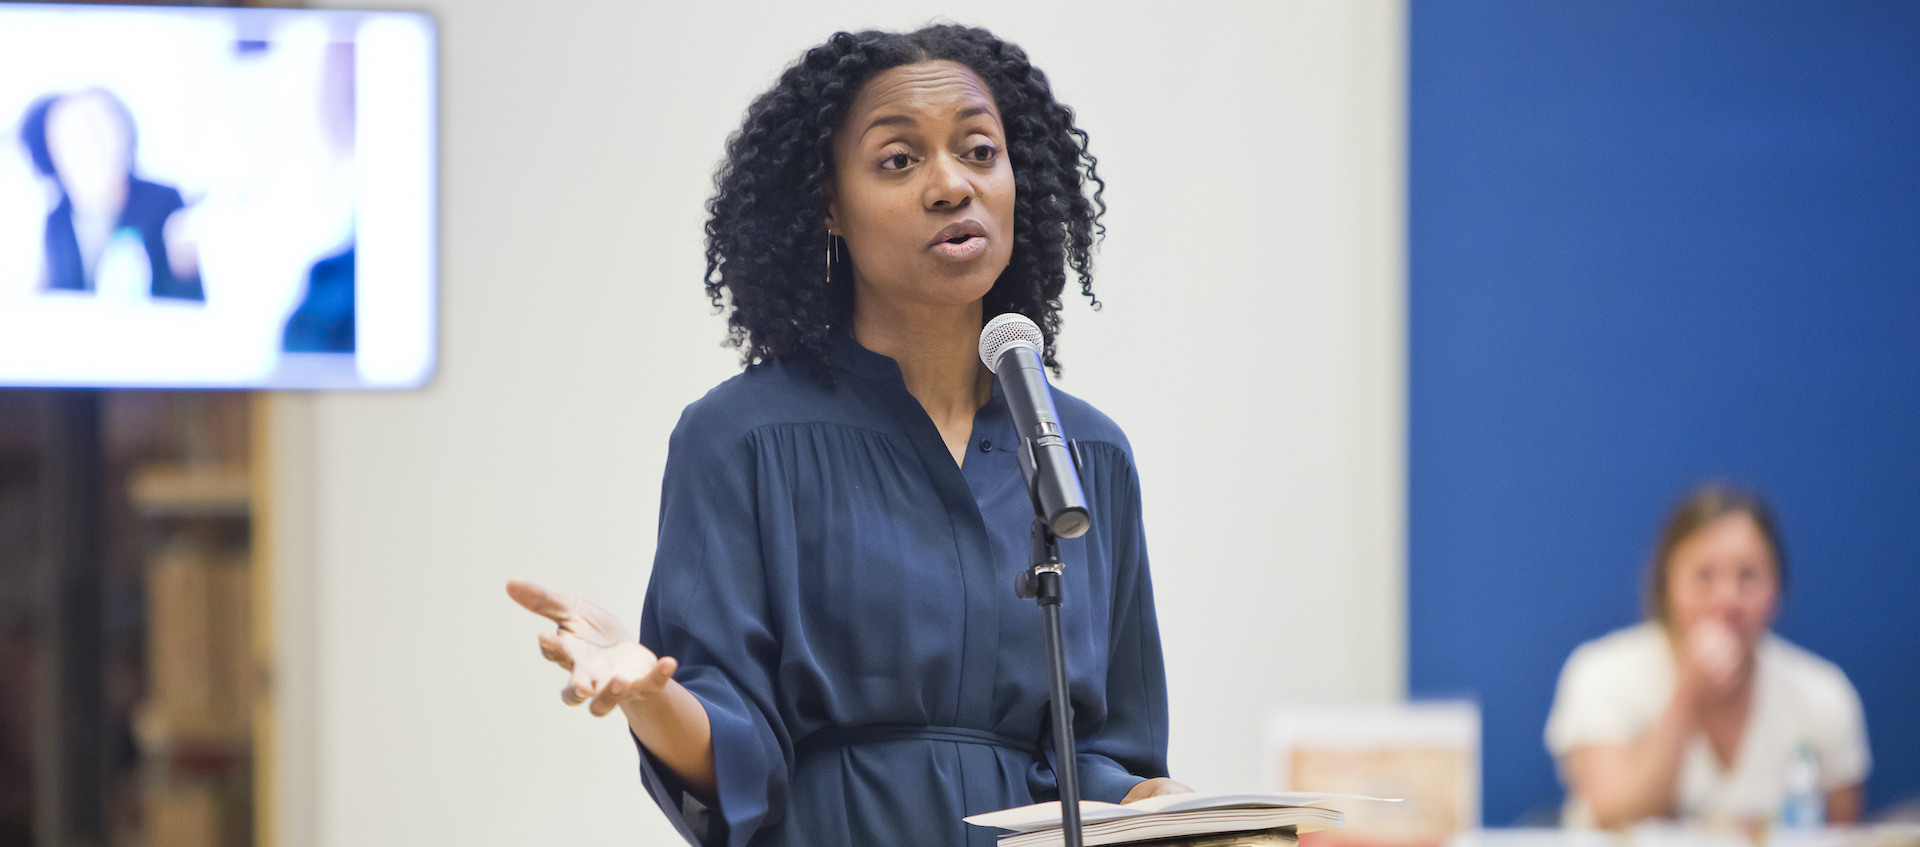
[636,336,1170,847]
[43,178,204,301]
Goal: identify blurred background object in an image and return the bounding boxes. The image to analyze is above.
[0,389,262,847]
[1267,702,1480,847]
[0,2,434,843]
[0,3,433,390]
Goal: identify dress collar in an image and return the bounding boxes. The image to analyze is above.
[831,333,906,385]
[829,333,1007,405]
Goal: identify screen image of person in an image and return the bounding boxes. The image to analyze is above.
[1545,485,1870,829]
[19,87,203,302]
[507,25,1190,847]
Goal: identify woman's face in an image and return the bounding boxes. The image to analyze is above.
[828,61,1015,316]
[1665,512,1780,651]
[45,91,132,213]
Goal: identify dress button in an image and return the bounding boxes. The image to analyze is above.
[978,439,993,453]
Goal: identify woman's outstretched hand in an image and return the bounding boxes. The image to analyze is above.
[506,579,677,717]
[506,579,718,801]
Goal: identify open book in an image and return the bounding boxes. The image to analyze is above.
[964,792,1397,847]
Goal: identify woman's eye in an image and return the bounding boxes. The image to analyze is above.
[881,153,912,170]
[967,143,998,162]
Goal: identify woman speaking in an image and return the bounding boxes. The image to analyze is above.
[508,25,1188,847]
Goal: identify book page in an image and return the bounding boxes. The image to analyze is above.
[1126,792,1400,815]
[966,792,1399,833]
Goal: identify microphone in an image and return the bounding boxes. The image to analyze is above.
[978,313,1090,539]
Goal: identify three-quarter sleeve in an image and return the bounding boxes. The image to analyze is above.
[638,426,790,847]
[1543,632,1665,758]
[1035,443,1170,804]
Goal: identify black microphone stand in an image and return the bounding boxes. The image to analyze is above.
[1014,453,1086,847]
[984,315,1091,847]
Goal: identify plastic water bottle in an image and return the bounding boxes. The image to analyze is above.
[1780,743,1825,828]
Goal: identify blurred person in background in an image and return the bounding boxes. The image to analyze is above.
[1545,484,1869,829]
[19,87,203,302]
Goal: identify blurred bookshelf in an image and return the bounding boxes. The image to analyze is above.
[0,390,274,847]
[131,458,259,847]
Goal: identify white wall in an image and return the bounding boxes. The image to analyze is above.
[276,1,1405,844]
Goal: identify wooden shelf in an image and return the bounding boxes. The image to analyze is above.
[129,465,252,518]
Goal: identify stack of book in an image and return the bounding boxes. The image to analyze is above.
[130,460,259,847]
[138,541,253,746]
[966,792,1390,847]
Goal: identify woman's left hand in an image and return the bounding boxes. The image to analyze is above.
[1122,777,1195,804]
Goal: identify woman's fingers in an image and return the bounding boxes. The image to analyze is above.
[561,636,609,705]
[585,650,679,718]
[1122,777,1196,804]
[536,631,573,670]
[562,665,594,706]
[646,656,679,689]
[588,675,627,717]
[506,579,575,625]
[566,660,616,706]
[509,580,636,648]
[528,622,669,716]
[1681,620,1746,696]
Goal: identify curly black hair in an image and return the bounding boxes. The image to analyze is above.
[703,24,1105,378]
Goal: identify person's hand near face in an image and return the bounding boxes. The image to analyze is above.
[1680,617,1745,699]
[1665,513,1780,709]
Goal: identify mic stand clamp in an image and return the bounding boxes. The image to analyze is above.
[1016,517,1084,847]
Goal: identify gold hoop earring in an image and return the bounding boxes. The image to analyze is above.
[825,231,839,285]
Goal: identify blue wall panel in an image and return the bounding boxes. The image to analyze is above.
[1409,1,1920,824]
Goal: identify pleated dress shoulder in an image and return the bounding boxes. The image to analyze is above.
[636,335,1170,847]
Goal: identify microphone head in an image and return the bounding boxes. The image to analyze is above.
[979,313,1044,374]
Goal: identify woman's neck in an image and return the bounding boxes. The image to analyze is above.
[850,295,993,462]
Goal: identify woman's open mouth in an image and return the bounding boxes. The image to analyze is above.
[929,220,990,261]
[931,234,988,260]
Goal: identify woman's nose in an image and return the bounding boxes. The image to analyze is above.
[922,154,974,210]
[1708,575,1746,606]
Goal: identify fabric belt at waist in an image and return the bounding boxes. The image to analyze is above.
[799,725,1040,758]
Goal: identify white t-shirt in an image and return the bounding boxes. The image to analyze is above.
[1544,622,1870,828]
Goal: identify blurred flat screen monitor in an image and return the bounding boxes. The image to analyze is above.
[0,4,435,389]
